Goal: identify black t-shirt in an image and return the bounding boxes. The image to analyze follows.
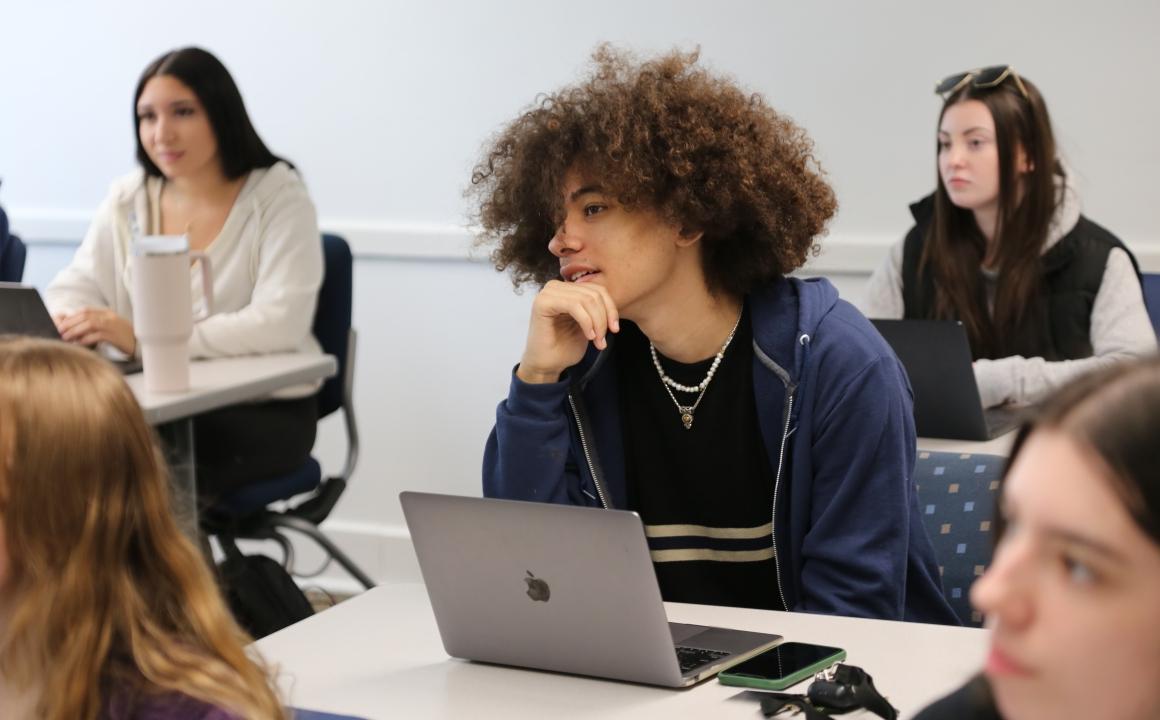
[615,305,782,610]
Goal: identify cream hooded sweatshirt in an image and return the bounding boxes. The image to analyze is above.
[46,162,323,396]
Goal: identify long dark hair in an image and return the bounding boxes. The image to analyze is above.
[1003,355,1160,546]
[133,47,289,180]
[919,75,1061,359]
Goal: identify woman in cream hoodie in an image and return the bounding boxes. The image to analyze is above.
[46,46,322,500]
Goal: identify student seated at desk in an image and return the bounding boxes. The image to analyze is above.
[915,355,1160,720]
[865,66,1155,408]
[0,338,284,720]
[44,46,323,500]
[473,46,957,624]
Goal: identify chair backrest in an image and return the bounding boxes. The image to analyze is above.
[313,233,353,419]
[0,205,27,283]
[914,451,1005,627]
[1142,273,1160,340]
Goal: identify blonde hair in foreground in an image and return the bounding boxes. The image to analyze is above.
[0,337,284,720]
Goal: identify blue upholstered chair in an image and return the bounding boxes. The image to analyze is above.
[203,233,374,590]
[1142,273,1160,340]
[0,204,26,282]
[914,451,1005,627]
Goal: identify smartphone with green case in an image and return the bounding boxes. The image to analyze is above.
[718,641,847,691]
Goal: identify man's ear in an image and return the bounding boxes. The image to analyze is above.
[676,227,703,247]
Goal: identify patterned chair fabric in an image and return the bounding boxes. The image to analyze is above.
[914,451,1005,627]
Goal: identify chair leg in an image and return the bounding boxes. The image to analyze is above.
[268,514,376,590]
[269,531,295,570]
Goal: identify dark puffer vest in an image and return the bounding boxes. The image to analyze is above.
[901,194,1140,361]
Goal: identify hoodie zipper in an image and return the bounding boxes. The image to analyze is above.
[770,388,794,612]
[567,392,609,509]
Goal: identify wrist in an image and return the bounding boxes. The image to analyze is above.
[515,363,563,384]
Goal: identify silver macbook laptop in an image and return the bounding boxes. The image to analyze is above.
[400,491,782,687]
[0,283,142,374]
[871,319,1021,441]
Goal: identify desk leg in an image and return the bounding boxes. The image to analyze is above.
[157,418,199,539]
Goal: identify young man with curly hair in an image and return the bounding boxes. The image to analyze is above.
[472,47,957,624]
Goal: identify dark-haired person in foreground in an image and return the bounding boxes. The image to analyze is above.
[473,46,957,623]
[45,46,322,500]
[915,355,1160,720]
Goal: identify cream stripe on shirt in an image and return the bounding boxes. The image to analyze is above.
[644,522,774,563]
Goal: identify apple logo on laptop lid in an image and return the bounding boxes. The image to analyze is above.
[525,571,550,602]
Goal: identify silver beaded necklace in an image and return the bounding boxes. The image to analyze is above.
[648,309,744,430]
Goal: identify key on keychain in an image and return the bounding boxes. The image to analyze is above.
[760,694,828,719]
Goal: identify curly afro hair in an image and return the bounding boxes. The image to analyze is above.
[468,45,838,296]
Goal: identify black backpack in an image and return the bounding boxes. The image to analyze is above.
[218,544,314,639]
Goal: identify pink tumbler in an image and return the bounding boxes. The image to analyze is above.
[131,235,214,393]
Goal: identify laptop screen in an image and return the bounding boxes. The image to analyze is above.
[871,318,991,440]
[0,284,62,339]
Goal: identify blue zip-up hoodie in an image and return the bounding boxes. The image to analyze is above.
[484,277,958,624]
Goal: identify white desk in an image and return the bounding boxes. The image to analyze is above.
[256,583,988,720]
[128,353,336,532]
[917,431,1016,457]
[128,353,337,425]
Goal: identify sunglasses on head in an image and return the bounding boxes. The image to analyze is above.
[935,65,1029,100]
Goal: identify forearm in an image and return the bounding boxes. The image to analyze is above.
[44,268,110,315]
[483,371,583,504]
[975,352,1141,408]
[799,355,914,619]
[798,545,907,619]
[798,450,910,619]
[44,235,118,315]
[45,189,128,315]
[188,296,317,358]
[976,250,1157,407]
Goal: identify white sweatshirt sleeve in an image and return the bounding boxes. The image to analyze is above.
[43,191,123,315]
[864,237,906,319]
[188,180,322,358]
[973,248,1158,407]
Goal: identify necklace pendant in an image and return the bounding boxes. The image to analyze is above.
[680,410,694,430]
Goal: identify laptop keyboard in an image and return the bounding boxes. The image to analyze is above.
[675,645,730,673]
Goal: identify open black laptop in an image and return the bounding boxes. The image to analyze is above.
[0,283,143,375]
[871,319,1021,441]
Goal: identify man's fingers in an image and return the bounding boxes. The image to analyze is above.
[575,293,610,348]
[566,301,598,342]
[521,280,621,380]
[539,281,617,346]
[591,284,620,334]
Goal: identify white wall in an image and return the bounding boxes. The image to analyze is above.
[5,0,1159,588]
